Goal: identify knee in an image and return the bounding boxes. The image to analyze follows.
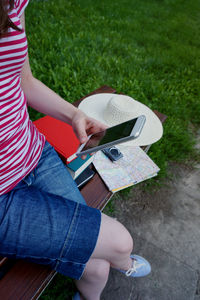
[98,214,133,259]
[118,230,133,256]
[114,222,134,256]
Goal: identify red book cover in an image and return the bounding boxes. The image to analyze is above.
[33,116,80,163]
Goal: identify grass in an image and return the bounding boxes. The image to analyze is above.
[25,0,200,298]
[27,0,200,178]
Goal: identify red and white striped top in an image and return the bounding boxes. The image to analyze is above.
[0,0,45,195]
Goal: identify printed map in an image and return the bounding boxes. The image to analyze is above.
[93,144,160,192]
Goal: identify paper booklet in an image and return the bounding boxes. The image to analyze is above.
[93,144,160,193]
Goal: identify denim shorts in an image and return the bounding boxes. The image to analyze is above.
[0,142,101,280]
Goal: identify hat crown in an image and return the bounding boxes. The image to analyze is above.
[103,95,139,125]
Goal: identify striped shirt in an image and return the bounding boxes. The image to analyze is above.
[0,0,45,195]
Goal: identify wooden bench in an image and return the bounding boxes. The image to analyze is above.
[0,85,167,299]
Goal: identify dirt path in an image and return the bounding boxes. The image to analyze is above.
[102,135,200,300]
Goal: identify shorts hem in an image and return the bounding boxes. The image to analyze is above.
[55,204,101,280]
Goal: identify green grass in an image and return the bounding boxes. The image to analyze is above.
[27,0,200,178]
[25,0,200,298]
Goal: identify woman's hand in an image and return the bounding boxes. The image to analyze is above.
[71,109,107,144]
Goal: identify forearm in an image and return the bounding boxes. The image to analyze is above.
[21,75,78,126]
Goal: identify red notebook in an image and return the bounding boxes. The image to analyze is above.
[33,116,79,163]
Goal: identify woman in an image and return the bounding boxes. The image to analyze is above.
[0,1,151,299]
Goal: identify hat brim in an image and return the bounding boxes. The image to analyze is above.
[78,93,163,147]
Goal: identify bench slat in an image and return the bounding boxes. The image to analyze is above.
[0,260,56,300]
[80,173,113,210]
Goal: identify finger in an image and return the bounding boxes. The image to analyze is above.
[74,120,88,144]
[86,118,108,135]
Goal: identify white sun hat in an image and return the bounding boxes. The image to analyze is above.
[78,93,163,146]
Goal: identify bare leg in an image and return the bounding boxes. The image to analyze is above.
[74,213,133,300]
[91,213,133,270]
[75,258,110,300]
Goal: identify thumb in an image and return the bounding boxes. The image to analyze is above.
[74,121,88,144]
[79,133,88,144]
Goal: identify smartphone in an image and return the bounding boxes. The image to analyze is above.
[76,115,146,156]
[75,167,95,188]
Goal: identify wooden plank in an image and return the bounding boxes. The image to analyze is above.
[80,173,113,210]
[0,260,56,300]
[0,259,16,281]
[153,110,167,124]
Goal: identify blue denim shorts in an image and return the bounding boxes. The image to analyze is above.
[0,142,101,280]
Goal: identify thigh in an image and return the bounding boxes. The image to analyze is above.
[22,142,86,205]
[0,186,101,280]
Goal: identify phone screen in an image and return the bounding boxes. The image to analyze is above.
[80,118,138,153]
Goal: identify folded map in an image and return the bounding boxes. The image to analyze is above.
[93,144,160,192]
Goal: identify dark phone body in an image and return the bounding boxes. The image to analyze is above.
[75,167,95,188]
